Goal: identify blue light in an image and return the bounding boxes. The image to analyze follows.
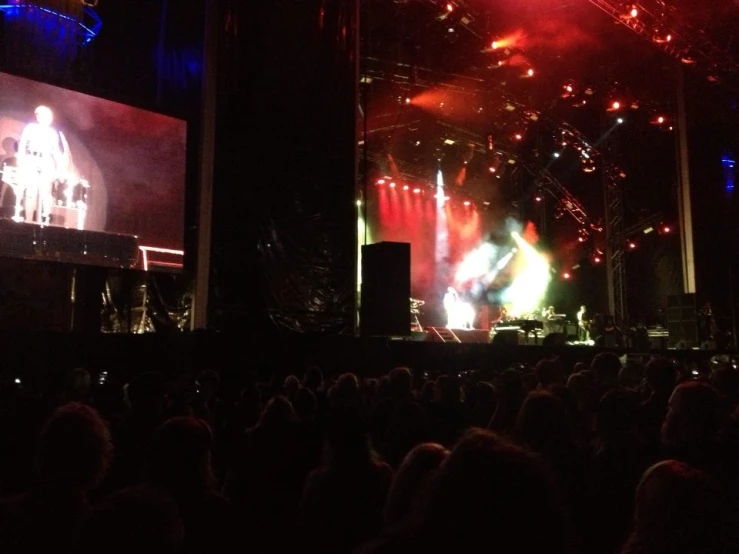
[0,3,102,45]
[723,154,736,195]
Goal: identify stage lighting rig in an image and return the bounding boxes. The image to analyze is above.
[586,0,739,84]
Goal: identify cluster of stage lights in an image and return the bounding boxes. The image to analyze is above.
[374,178,476,207]
[562,222,673,280]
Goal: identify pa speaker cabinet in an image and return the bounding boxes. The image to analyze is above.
[360,242,410,337]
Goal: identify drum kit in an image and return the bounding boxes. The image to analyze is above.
[1,162,88,224]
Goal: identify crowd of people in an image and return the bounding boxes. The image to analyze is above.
[0,352,738,553]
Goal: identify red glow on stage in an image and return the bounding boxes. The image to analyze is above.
[563,272,571,280]
[413,188,421,194]
[389,182,396,188]
[377,179,385,185]
[446,3,453,12]
[372,186,482,306]
[403,185,409,190]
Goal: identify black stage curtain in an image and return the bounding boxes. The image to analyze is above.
[210,0,359,334]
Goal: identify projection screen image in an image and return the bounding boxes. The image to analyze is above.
[0,71,187,270]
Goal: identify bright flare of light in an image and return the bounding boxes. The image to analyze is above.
[357,211,373,290]
[502,232,551,316]
[435,169,450,290]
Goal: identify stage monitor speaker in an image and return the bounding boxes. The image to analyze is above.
[360,242,411,337]
[667,321,698,348]
[492,329,523,346]
[542,332,567,347]
[666,293,697,348]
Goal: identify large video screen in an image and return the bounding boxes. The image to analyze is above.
[0,71,187,270]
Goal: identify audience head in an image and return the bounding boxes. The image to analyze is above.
[257,394,297,429]
[420,428,569,553]
[711,364,739,403]
[591,352,622,389]
[622,460,722,554]
[303,365,323,392]
[534,359,562,388]
[566,372,588,404]
[618,361,644,390]
[325,403,372,464]
[283,374,300,398]
[79,485,184,554]
[388,367,413,399]
[65,367,91,402]
[596,388,639,444]
[384,442,449,526]
[293,386,318,422]
[644,357,677,395]
[148,417,215,494]
[196,369,220,400]
[661,380,720,451]
[36,402,112,492]
[514,391,571,454]
[126,371,166,413]
[332,372,360,405]
[475,381,495,405]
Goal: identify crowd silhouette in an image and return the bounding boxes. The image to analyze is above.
[0,352,738,553]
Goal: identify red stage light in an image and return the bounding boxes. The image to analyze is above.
[657,116,665,124]
[630,7,638,17]
[463,200,471,206]
[492,41,498,49]
[489,166,496,173]
[612,101,620,110]
[563,272,571,280]
[666,34,672,42]
[662,225,671,233]
[527,68,534,77]
[413,188,421,194]
[377,179,385,185]
[389,182,396,188]
[446,2,453,11]
[593,256,601,264]
[534,196,542,202]
[403,185,409,190]
[515,134,522,140]
[405,97,411,104]
[628,242,636,249]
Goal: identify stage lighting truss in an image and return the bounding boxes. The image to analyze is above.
[0,2,102,45]
[586,0,737,83]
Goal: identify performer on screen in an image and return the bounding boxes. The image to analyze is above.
[17,105,70,224]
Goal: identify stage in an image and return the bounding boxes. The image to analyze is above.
[407,325,578,346]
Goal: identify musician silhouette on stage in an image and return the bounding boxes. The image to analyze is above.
[17,105,69,224]
[443,286,474,329]
[577,305,589,341]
